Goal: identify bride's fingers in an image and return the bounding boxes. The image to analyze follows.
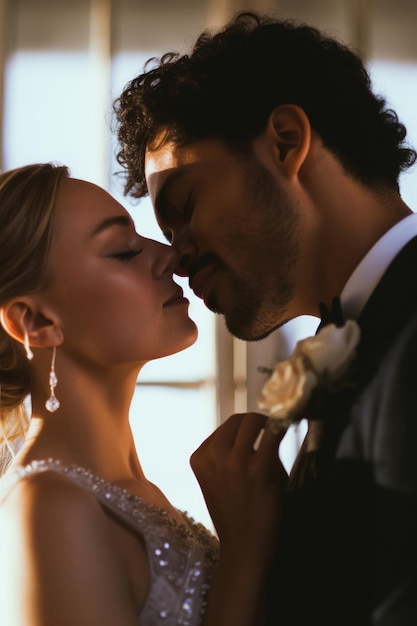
[232,412,269,455]
[191,412,287,485]
[190,413,248,474]
[191,414,240,457]
[255,420,286,454]
[195,412,267,456]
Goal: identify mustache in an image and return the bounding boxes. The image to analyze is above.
[187,252,220,282]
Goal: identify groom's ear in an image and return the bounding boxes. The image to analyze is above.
[0,298,63,348]
[263,104,312,179]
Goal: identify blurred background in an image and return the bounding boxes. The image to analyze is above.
[0,0,416,529]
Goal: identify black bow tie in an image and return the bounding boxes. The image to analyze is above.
[317,296,344,330]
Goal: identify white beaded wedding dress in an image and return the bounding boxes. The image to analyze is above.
[0,459,220,625]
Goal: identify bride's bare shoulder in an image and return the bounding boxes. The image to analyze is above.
[0,467,106,537]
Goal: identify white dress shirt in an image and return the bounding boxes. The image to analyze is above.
[341,213,417,320]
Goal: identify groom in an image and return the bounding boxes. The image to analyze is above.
[115,12,417,625]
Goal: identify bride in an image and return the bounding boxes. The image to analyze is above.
[0,163,287,626]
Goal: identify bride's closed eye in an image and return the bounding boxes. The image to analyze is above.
[111,248,143,261]
[108,232,144,261]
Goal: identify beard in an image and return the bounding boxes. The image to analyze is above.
[221,154,300,341]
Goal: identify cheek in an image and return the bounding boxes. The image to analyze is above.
[57,273,158,337]
[192,183,252,248]
[62,301,162,363]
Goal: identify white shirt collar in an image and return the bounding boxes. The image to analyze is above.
[341,213,417,320]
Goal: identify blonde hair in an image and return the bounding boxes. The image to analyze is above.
[0,163,69,465]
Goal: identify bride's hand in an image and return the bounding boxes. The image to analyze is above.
[190,412,288,566]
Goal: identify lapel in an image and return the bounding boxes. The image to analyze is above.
[355,235,417,389]
[316,235,417,464]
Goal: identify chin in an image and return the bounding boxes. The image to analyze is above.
[173,325,199,353]
[224,311,280,342]
[225,323,274,341]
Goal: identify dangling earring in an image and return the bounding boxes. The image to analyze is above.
[23,331,34,361]
[45,347,60,413]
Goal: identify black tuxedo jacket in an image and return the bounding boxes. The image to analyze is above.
[266,236,417,626]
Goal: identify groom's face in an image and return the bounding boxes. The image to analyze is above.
[145,136,302,340]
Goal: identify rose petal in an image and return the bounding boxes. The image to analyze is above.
[294,320,360,380]
[258,356,318,420]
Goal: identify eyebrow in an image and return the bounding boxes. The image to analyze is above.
[91,215,133,237]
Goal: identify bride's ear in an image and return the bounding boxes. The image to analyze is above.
[0,298,63,349]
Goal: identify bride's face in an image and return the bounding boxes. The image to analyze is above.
[43,177,197,367]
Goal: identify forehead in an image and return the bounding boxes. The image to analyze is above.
[56,177,119,211]
[54,177,131,232]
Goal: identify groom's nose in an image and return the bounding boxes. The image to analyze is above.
[172,230,198,277]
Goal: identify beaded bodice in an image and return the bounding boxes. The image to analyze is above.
[0,459,219,625]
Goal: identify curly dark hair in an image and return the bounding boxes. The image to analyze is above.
[114,11,416,198]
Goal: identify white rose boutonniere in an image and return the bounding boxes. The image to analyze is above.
[258,320,361,433]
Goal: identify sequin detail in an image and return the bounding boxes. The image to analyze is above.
[0,459,219,625]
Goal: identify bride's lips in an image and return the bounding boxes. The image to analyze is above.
[163,287,189,307]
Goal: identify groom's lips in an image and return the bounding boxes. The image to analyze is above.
[191,265,217,301]
[189,255,218,302]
